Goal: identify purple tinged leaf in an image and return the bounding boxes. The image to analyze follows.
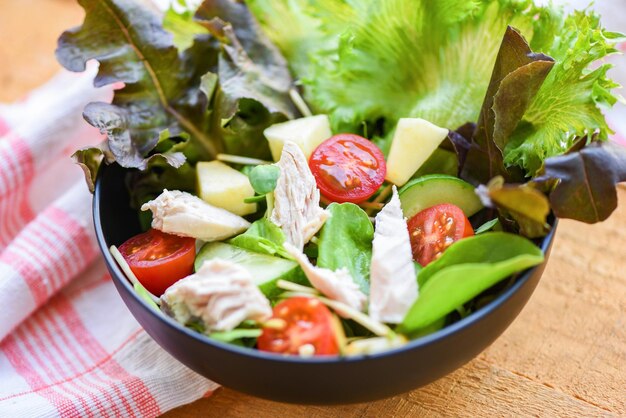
[481,177,551,239]
[56,0,219,183]
[540,141,626,223]
[461,27,554,185]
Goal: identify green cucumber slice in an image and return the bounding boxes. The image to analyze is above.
[398,174,483,219]
[195,242,308,299]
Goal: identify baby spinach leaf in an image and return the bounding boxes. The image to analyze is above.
[402,232,543,332]
[229,218,290,259]
[538,141,626,223]
[474,218,500,235]
[317,203,374,294]
[248,165,280,195]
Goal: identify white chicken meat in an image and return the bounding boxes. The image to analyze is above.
[161,259,272,332]
[369,186,418,323]
[284,243,366,313]
[141,189,250,241]
[270,141,329,251]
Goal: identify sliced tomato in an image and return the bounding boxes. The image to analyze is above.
[407,203,474,266]
[309,134,386,203]
[118,229,196,296]
[257,297,339,356]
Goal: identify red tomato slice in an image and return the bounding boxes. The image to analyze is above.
[309,134,386,203]
[118,229,196,296]
[257,297,339,356]
[407,204,474,266]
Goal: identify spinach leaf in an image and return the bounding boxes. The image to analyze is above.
[402,232,543,333]
[474,218,500,235]
[317,203,374,294]
[228,218,290,259]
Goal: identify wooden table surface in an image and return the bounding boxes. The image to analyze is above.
[1,1,624,416]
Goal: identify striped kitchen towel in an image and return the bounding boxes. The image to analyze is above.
[0,66,217,417]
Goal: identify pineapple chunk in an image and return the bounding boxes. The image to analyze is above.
[264,115,332,161]
[197,161,256,216]
[385,118,449,186]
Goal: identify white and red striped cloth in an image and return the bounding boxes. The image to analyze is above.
[0,66,218,417]
[0,1,624,415]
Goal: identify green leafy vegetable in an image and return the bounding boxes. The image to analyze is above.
[248,164,280,195]
[163,3,209,51]
[317,203,374,294]
[537,141,626,223]
[229,218,290,258]
[475,218,500,234]
[196,0,297,159]
[56,0,219,174]
[504,11,625,174]
[463,26,554,184]
[251,0,543,133]
[478,176,550,238]
[402,232,544,332]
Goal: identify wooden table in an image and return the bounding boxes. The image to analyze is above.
[2,1,624,416]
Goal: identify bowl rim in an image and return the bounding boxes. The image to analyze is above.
[94,163,557,364]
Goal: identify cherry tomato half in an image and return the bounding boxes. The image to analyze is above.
[309,134,386,203]
[257,297,339,356]
[119,229,196,296]
[407,203,474,266]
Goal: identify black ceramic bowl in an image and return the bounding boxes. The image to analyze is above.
[94,162,556,405]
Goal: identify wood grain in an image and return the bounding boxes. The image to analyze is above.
[2,2,624,416]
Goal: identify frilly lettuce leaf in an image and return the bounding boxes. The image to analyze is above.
[504,10,625,174]
[56,0,219,170]
[250,1,622,176]
[57,0,297,187]
[251,0,541,132]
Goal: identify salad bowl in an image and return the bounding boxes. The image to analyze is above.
[94,162,557,404]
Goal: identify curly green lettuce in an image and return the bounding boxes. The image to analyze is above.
[249,0,622,174]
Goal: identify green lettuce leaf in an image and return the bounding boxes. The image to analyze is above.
[251,0,541,133]
[401,232,544,332]
[504,10,624,174]
[163,2,209,51]
[317,203,374,294]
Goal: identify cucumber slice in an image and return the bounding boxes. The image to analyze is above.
[398,174,483,219]
[195,242,308,299]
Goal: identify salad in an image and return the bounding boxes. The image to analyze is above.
[56,0,626,357]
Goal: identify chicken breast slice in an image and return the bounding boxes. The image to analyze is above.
[270,141,329,251]
[284,243,366,313]
[369,186,418,323]
[161,259,272,332]
[141,189,250,241]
